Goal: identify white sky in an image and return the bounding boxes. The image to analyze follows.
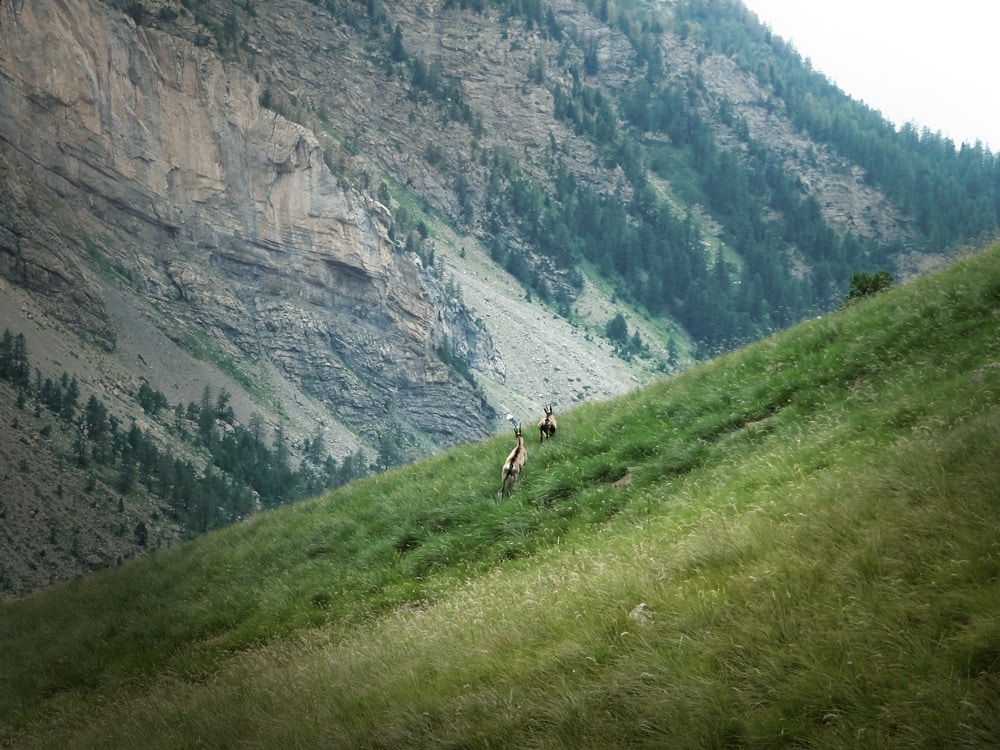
[739,1,1000,152]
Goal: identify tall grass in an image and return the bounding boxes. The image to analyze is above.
[2,244,1000,748]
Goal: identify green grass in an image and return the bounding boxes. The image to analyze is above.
[3,244,1000,748]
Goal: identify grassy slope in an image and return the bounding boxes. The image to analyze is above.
[2,244,999,748]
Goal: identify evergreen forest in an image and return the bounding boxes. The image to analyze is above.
[0,329,371,537]
[280,0,1000,355]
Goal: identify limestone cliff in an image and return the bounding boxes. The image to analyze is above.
[0,0,500,454]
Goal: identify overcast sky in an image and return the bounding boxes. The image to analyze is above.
[739,1,999,152]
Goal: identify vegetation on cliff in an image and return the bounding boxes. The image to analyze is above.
[101,0,1000,356]
[0,332,372,538]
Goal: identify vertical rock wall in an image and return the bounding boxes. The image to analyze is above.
[0,0,499,450]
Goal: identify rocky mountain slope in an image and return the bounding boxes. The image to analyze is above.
[2,0,983,597]
[1,0,495,447]
[0,0,665,596]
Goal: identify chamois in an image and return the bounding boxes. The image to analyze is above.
[538,404,557,443]
[498,423,526,498]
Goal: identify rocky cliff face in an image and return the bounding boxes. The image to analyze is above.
[0,0,500,453]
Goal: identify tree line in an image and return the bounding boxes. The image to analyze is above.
[678,0,1000,248]
[115,0,1000,358]
[482,0,999,354]
[1,328,371,536]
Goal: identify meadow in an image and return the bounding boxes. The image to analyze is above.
[2,244,999,748]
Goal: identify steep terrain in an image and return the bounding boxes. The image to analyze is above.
[2,243,998,747]
[0,0,665,595]
[2,0,996,597]
[0,0,497,447]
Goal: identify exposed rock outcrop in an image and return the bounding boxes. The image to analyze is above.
[0,0,499,451]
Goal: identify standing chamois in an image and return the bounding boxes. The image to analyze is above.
[498,423,526,498]
[538,404,557,443]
